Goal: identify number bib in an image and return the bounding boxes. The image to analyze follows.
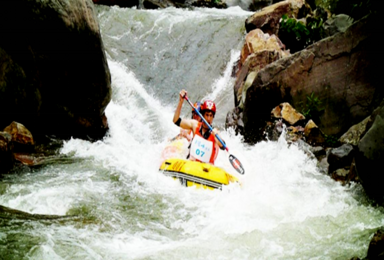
[190,134,213,163]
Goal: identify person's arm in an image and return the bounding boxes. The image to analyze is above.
[173,89,198,132]
[179,129,192,142]
[173,89,186,124]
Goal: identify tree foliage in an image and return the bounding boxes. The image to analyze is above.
[279,14,325,53]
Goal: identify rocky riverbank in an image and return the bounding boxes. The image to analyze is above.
[226,0,384,204]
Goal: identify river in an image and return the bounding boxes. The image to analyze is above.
[0,5,383,260]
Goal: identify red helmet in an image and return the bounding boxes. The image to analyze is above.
[201,100,216,115]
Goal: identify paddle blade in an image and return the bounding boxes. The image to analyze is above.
[229,154,245,175]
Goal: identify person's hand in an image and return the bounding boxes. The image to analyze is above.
[180,129,192,141]
[179,89,187,100]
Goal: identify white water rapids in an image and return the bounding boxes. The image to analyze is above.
[1,5,384,260]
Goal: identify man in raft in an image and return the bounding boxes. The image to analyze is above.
[173,89,225,165]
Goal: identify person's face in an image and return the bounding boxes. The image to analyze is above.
[202,111,214,128]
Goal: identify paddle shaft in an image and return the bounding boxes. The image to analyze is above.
[183,95,245,174]
[184,96,228,151]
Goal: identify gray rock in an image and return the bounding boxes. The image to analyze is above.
[339,116,370,146]
[328,144,354,173]
[324,14,353,37]
[0,0,111,141]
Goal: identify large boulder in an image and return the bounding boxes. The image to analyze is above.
[323,14,353,37]
[339,116,370,146]
[0,0,111,141]
[240,29,288,67]
[3,122,35,153]
[304,119,325,146]
[355,100,384,203]
[228,29,288,130]
[245,0,306,35]
[0,47,42,130]
[238,15,383,143]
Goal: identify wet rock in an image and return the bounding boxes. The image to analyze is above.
[241,29,289,65]
[3,121,34,153]
[327,144,354,173]
[272,102,305,125]
[263,120,284,141]
[304,120,325,146]
[0,0,111,141]
[271,105,282,119]
[330,160,359,185]
[233,29,288,110]
[331,168,349,183]
[324,14,353,37]
[13,153,43,167]
[309,146,326,159]
[317,156,329,175]
[0,205,73,220]
[235,51,282,108]
[339,116,370,146]
[355,101,384,203]
[245,0,306,35]
[286,125,304,143]
[347,159,359,184]
[295,138,314,157]
[225,107,244,135]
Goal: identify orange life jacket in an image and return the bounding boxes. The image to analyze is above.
[189,122,219,164]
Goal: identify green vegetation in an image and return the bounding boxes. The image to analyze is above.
[306,17,325,43]
[279,14,325,53]
[279,0,382,53]
[280,15,309,41]
[301,92,324,119]
[324,134,340,147]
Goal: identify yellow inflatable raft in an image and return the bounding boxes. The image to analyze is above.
[159,158,239,190]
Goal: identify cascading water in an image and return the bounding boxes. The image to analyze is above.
[1,5,383,260]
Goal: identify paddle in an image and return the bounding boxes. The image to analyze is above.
[184,95,245,175]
